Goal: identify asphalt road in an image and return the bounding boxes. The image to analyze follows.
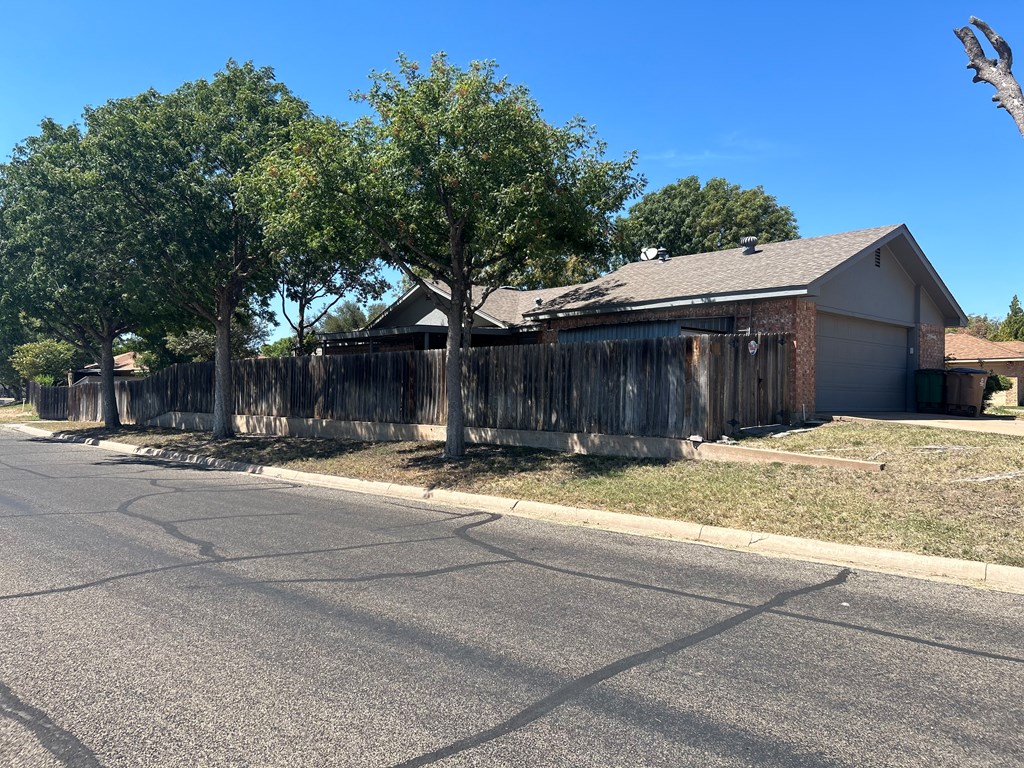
[0,428,1021,768]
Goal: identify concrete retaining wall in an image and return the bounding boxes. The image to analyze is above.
[145,412,882,470]
[146,412,699,460]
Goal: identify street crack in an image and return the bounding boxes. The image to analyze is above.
[0,535,453,602]
[392,568,853,767]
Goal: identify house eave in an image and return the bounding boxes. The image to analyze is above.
[527,288,810,321]
[320,324,521,342]
[946,356,1024,364]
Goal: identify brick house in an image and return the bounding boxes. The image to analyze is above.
[320,224,966,416]
[945,334,1024,406]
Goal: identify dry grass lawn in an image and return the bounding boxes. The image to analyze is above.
[0,403,38,423]
[987,405,1024,419]
[15,418,1024,567]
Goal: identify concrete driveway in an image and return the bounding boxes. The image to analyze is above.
[833,412,1024,437]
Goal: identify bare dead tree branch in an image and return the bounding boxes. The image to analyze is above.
[955,17,1024,138]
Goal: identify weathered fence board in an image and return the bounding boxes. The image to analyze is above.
[29,334,791,442]
[27,382,69,420]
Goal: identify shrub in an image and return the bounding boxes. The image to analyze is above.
[8,340,80,385]
[984,374,1013,405]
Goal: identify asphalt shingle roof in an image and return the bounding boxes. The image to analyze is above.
[420,224,944,327]
[945,334,1024,361]
[427,282,585,328]
[81,352,142,372]
[526,225,903,317]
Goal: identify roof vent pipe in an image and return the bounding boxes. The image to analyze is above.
[657,247,669,262]
[740,236,758,255]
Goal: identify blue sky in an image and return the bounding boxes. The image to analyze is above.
[3,1,1023,339]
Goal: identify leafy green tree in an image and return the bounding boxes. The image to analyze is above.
[953,313,1002,338]
[0,118,156,428]
[91,61,309,438]
[260,336,296,358]
[0,306,34,398]
[9,339,83,386]
[0,222,35,397]
[269,253,387,353]
[992,295,1024,341]
[163,326,261,363]
[260,54,642,456]
[505,252,625,291]
[125,305,272,368]
[617,176,798,259]
[246,171,389,353]
[319,300,388,334]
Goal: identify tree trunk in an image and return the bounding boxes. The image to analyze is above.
[443,286,466,458]
[99,335,121,430]
[295,295,308,355]
[211,290,234,440]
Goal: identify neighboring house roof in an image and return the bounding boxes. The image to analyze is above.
[1000,340,1024,356]
[80,352,143,373]
[525,224,965,326]
[364,280,584,332]
[945,334,1024,362]
[472,283,585,327]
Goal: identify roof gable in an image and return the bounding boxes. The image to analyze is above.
[808,225,965,327]
[368,282,511,329]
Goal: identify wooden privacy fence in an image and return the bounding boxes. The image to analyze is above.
[27,381,69,420]
[29,334,791,441]
[462,334,790,438]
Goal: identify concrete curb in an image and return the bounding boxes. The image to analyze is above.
[11,424,1023,594]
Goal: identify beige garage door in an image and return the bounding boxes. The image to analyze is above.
[816,313,909,412]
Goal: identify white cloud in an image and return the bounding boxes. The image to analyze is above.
[645,132,791,167]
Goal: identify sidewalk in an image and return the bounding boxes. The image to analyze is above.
[835,412,1024,437]
[11,423,1024,595]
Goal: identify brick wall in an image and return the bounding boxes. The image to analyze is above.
[917,323,945,369]
[788,299,818,418]
[998,376,1022,406]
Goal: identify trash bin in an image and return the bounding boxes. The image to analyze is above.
[943,371,961,413]
[945,368,988,416]
[915,369,946,412]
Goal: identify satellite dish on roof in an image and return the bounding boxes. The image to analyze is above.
[640,247,660,261]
